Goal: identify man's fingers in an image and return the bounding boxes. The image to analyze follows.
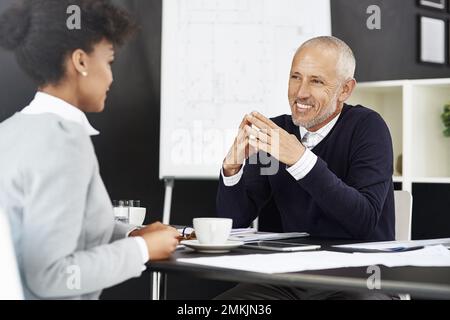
[250,112,279,129]
[248,139,258,153]
[249,137,270,154]
[244,125,271,145]
[246,115,280,136]
[245,114,270,132]
[234,127,247,149]
[225,127,249,166]
[237,125,247,140]
[239,115,252,130]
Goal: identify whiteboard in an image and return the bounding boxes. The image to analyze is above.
[160,0,331,179]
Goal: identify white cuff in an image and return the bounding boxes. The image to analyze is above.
[133,236,149,268]
[221,164,245,187]
[286,148,318,180]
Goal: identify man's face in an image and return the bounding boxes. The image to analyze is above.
[288,45,342,130]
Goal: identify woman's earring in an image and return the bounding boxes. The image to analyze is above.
[81,71,88,77]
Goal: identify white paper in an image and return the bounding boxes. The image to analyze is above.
[228,232,309,243]
[334,238,450,251]
[230,228,257,235]
[177,227,308,243]
[177,227,256,236]
[177,245,450,274]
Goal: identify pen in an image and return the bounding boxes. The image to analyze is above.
[334,246,425,253]
[387,246,425,252]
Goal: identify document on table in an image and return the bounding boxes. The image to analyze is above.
[333,238,450,251]
[175,227,259,249]
[230,228,257,235]
[177,245,450,274]
[228,231,309,243]
[175,226,308,243]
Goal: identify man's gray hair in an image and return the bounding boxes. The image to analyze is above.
[298,36,356,81]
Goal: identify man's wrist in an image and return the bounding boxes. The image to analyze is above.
[286,146,306,168]
[223,163,243,177]
[286,148,317,181]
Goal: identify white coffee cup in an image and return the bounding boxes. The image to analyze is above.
[129,207,146,226]
[193,218,232,245]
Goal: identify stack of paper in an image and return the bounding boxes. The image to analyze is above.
[230,228,257,235]
[176,227,256,237]
[228,232,309,243]
[333,238,450,251]
[177,245,450,274]
[175,226,307,243]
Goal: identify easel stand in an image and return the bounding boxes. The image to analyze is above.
[162,178,175,225]
[151,177,174,300]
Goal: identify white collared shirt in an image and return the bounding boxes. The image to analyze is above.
[222,114,341,185]
[21,92,149,264]
[21,92,100,136]
[285,113,340,180]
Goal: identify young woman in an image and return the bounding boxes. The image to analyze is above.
[0,0,179,300]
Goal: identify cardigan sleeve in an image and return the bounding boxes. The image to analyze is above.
[216,153,274,228]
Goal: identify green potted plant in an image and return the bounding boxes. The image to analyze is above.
[442,104,450,137]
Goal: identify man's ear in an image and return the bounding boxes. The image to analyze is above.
[71,49,89,77]
[338,79,357,103]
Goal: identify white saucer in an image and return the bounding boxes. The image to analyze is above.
[180,240,244,253]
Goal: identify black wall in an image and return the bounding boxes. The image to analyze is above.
[1,0,449,300]
[331,0,450,81]
[330,0,450,242]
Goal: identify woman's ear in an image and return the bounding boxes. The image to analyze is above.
[71,49,89,77]
[338,79,356,103]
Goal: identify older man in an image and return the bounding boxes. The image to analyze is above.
[216,36,395,300]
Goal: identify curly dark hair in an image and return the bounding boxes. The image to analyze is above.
[0,0,137,86]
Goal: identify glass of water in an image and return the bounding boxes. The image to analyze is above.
[113,200,129,224]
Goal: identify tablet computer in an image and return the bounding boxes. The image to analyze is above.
[242,241,321,252]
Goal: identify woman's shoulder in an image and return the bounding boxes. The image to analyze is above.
[14,112,90,139]
[1,113,95,162]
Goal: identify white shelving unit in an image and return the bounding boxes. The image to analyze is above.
[347,78,450,192]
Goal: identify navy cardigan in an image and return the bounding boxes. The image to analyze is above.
[217,104,395,241]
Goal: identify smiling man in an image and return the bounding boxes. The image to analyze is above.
[216,36,396,300]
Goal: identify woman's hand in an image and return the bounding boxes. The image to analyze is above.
[129,222,181,261]
[129,221,177,237]
[141,229,180,261]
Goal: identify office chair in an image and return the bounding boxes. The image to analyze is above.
[394,191,413,300]
[394,191,413,241]
[0,208,24,300]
